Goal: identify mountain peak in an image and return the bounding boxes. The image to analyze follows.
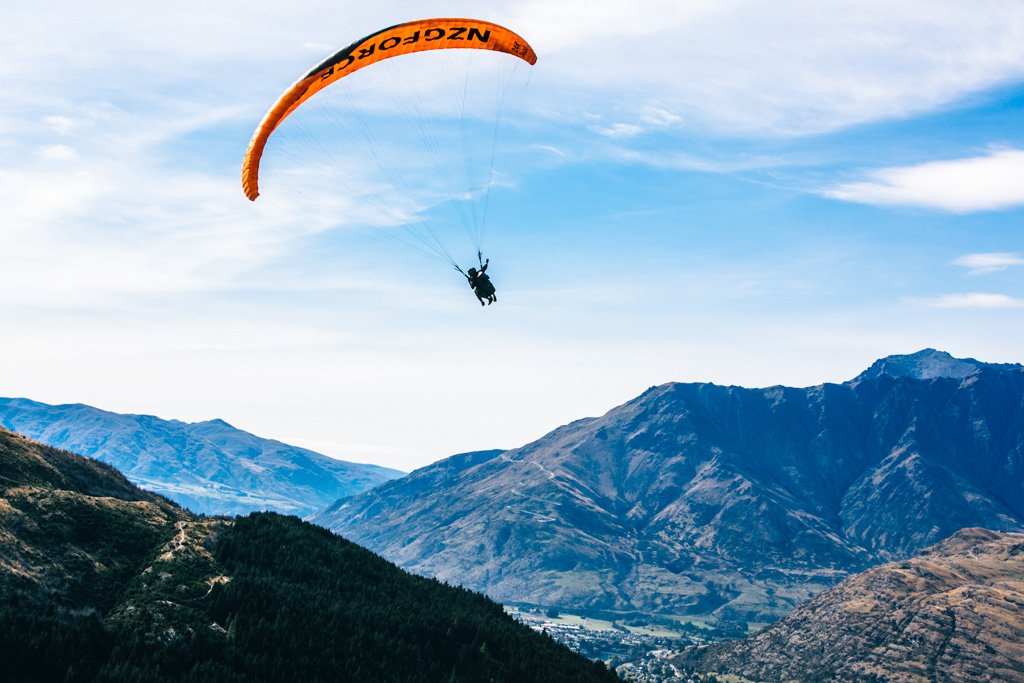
[317,349,1024,625]
[852,348,1012,382]
[194,417,235,429]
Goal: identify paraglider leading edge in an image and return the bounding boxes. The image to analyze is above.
[241,18,537,201]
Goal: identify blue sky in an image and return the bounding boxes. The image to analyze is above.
[2,0,1023,470]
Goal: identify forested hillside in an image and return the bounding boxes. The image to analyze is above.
[0,428,616,682]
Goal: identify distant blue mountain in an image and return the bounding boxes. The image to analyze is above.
[0,398,402,516]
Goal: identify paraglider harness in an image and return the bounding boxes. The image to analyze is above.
[456,252,496,306]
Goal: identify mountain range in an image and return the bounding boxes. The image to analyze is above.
[312,349,1024,624]
[0,426,616,682]
[677,527,1024,682]
[0,397,402,516]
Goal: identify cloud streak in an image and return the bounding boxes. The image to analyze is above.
[952,253,1024,275]
[6,1,1024,138]
[926,293,1024,309]
[824,149,1024,212]
[0,102,355,309]
[515,0,1024,136]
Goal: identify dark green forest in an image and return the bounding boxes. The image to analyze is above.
[1,513,618,682]
[0,429,617,682]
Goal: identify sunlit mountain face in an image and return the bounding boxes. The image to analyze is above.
[315,350,1024,624]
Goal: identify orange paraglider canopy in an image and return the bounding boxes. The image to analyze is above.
[241,18,537,200]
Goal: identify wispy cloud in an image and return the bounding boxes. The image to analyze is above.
[952,253,1024,275]
[591,122,646,138]
[516,0,1024,135]
[588,105,684,138]
[0,104,358,309]
[42,115,80,135]
[3,0,1024,472]
[824,149,1024,212]
[926,293,1024,309]
[532,144,567,157]
[38,144,78,161]
[609,148,798,174]
[6,1,1024,140]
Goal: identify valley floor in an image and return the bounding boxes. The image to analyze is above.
[508,607,724,682]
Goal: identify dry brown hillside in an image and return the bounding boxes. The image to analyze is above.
[679,527,1024,682]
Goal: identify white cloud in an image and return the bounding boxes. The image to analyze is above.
[824,149,1024,212]
[591,122,645,138]
[610,148,790,173]
[0,106,360,308]
[38,144,78,161]
[4,1,1024,139]
[0,68,495,310]
[926,293,1024,309]
[639,107,683,128]
[952,253,1024,275]
[588,104,685,138]
[43,115,80,135]
[512,0,1024,135]
[532,144,566,157]
[3,0,1024,472]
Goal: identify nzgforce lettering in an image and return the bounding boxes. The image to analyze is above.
[319,26,493,81]
[243,18,535,201]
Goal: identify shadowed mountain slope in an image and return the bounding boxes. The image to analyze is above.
[0,397,402,516]
[314,350,1024,623]
[0,427,617,683]
[677,528,1024,682]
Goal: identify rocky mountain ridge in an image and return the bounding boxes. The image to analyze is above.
[313,350,1024,623]
[851,347,1009,381]
[0,397,402,515]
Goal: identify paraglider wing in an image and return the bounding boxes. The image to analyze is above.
[241,18,538,200]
